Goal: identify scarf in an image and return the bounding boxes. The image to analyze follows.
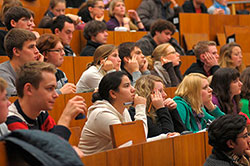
[214,1,229,14]
[153,61,171,86]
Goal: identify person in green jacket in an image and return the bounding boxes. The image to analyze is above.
[240,67,250,119]
[173,73,224,132]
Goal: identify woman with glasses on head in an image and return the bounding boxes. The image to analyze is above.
[173,73,224,132]
[106,0,145,31]
[37,33,76,95]
[78,0,105,23]
[76,44,121,93]
[149,43,182,87]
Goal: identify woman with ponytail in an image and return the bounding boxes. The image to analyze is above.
[78,71,147,155]
[76,44,121,93]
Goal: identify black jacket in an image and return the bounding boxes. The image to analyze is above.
[182,0,208,13]
[129,107,186,138]
[184,59,220,77]
[80,40,102,56]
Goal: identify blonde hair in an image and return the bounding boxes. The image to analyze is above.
[152,43,172,61]
[108,0,138,31]
[135,75,164,122]
[149,43,171,70]
[219,42,245,73]
[0,77,8,93]
[175,73,207,114]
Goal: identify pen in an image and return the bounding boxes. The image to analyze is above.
[147,102,153,113]
[98,57,108,72]
[123,101,133,105]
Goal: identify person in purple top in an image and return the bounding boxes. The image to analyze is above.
[106,0,145,31]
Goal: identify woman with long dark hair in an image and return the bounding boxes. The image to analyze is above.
[78,71,147,155]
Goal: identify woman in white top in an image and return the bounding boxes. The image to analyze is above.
[76,44,121,93]
[78,71,147,155]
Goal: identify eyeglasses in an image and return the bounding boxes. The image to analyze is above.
[237,132,250,139]
[94,6,105,10]
[47,49,64,53]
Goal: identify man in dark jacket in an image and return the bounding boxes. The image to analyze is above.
[182,0,207,13]
[204,114,250,166]
[80,20,108,56]
[137,0,182,31]
[184,41,219,76]
[51,15,76,56]
[136,19,185,56]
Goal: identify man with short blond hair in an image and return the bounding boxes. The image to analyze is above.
[184,41,220,76]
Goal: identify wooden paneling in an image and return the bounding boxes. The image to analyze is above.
[106,144,143,166]
[0,56,9,64]
[143,138,174,166]
[180,56,196,75]
[113,31,147,46]
[82,151,107,166]
[165,87,177,98]
[179,13,210,47]
[58,56,75,84]
[174,132,206,166]
[0,142,7,166]
[73,56,93,84]
[205,131,213,158]
[209,15,239,40]
[236,33,250,53]
[183,33,209,51]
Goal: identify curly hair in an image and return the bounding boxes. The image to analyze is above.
[135,75,164,122]
[208,114,246,152]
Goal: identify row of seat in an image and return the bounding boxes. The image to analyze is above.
[0,130,212,166]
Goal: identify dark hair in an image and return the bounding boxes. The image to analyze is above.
[4,6,32,30]
[4,28,36,59]
[118,42,137,69]
[16,61,56,98]
[50,15,74,34]
[210,68,240,114]
[240,67,250,100]
[92,71,127,103]
[208,114,246,152]
[150,19,175,37]
[83,20,107,40]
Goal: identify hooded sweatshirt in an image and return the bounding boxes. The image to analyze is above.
[78,100,147,155]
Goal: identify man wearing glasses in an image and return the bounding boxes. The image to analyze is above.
[204,114,250,165]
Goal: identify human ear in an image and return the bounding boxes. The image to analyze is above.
[226,139,236,149]
[10,19,17,28]
[23,83,34,96]
[124,56,130,63]
[54,28,60,35]
[109,89,117,100]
